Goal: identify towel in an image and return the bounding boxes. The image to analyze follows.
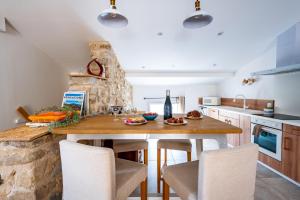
[252,124,263,137]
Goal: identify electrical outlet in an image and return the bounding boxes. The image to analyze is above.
[15,118,26,124]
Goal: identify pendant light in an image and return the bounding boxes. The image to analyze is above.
[97,0,128,28]
[183,0,213,29]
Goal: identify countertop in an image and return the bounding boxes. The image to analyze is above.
[0,126,49,142]
[52,115,242,135]
[202,105,300,127]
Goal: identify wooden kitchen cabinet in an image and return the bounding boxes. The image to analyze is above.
[282,124,300,183]
[218,114,240,146]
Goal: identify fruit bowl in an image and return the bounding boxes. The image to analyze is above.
[142,113,158,121]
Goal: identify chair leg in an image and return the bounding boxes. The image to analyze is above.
[140,179,147,200]
[163,180,170,200]
[164,149,167,164]
[143,149,148,195]
[187,151,192,162]
[144,149,148,165]
[157,148,161,193]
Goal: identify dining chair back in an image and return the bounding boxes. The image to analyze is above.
[60,140,116,200]
[198,144,258,200]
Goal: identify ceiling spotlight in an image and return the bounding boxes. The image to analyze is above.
[98,0,128,28]
[217,31,224,36]
[183,0,213,29]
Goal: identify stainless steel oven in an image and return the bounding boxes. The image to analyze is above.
[251,117,282,161]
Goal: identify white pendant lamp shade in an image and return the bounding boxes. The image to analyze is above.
[98,0,128,28]
[183,0,213,29]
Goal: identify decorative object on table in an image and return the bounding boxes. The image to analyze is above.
[185,110,203,120]
[183,0,213,29]
[110,105,123,120]
[29,111,67,123]
[110,106,123,114]
[124,117,148,126]
[86,58,104,78]
[142,112,158,121]
[164,90,173,120]
[164,117,188,126]
[62,91,87,116]
[242,77,256,86]
[16,106,31,122]
[27,106,80,129]
[97,0,128,28]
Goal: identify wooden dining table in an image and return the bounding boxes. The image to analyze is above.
[52,115,242,158]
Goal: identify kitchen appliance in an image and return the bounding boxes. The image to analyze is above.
[253,113,300,120]
[202,97,221,106]
[251,22,300,76]
[251,117,282,161]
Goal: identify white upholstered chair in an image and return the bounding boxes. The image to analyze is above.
[59,140,147,200]
[162,143,259,200]
[157,139,192,193]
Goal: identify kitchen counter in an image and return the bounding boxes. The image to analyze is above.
[202,105,300,127]
[0,126,49,142]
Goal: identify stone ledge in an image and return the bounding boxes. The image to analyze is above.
[0,126,49,142]
[0,134,65,200]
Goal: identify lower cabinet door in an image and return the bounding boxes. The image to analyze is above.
[282,132,298,180]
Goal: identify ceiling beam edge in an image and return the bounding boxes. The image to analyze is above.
[125,71,235,78]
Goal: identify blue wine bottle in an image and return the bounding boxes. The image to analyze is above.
[164,90,172,120]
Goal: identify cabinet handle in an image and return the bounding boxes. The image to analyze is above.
[284,137,292,151]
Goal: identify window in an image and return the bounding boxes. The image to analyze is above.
[149,103,180,115]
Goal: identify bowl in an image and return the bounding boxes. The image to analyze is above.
[142,113,158,121]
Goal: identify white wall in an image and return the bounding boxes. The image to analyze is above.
[218,42,300,116]
[133,84,218,112]
[0,25,67,131]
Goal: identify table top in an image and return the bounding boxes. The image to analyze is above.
[52,115,242,135]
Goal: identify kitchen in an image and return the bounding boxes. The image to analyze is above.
[1,0,300,200]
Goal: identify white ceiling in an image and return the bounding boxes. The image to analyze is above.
[1,0,300,85]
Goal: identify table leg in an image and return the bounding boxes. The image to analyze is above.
[67,134,80,142]
[216,135,228,149]
[196,139,203,160]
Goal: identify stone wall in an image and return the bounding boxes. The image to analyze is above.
[69,41,133,114]
[0,134,65,200]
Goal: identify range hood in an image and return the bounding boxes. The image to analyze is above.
[251,22,300,76]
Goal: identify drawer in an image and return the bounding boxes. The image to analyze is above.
[226,118,240,127]
[219,110,240,120]
[207,108,219,120]
[283,124,300,136]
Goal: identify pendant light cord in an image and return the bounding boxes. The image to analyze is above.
[195,0,200,11]
[110,0,116,9]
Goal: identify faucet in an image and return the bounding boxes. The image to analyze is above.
[233,94,248,110]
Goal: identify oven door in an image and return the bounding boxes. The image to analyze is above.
[251,124,282,161]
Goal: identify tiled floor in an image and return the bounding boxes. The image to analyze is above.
[131,139,300,200]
